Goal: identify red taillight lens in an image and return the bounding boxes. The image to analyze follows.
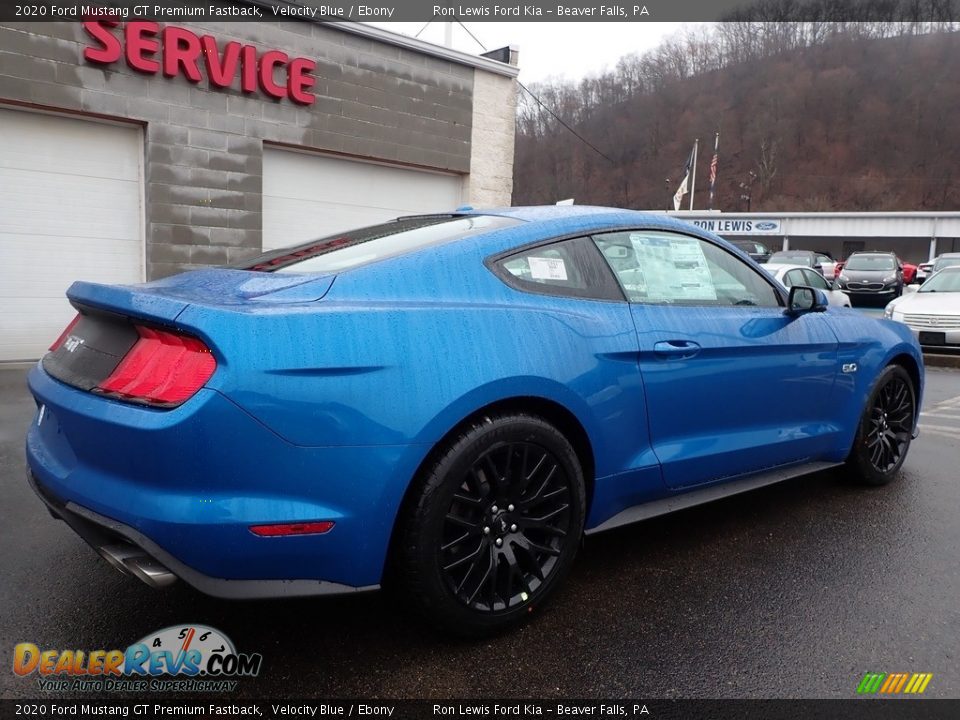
[49,314,81,351]
[96,326,216,405]
[249,521,335,537]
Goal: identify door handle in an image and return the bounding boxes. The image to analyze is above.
[653,340,701,359]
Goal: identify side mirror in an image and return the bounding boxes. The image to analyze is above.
[787,285,829,314]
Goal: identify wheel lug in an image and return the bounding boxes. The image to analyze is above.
[491,505,499,513]
[495,538,503,547]
[510,524,518,532]
[507,504,515,512]
[483,526,490,535]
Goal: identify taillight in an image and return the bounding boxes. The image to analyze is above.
[49,314,81,351]
[249,521,335,537]
[96,326,216,406]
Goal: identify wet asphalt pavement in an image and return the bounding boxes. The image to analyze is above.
[1,365,958,700]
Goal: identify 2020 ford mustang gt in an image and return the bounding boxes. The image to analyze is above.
[26,206,923,635]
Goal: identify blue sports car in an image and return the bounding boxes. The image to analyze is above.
[26,206,923,635]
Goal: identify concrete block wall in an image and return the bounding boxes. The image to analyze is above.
[464,71,517,209]
[0,20,504,279]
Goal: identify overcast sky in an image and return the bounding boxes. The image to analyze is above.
[369,22,702,84]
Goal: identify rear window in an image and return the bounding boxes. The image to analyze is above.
[769,251,812,266]
[236,215,520,274]
[733,241,769,254]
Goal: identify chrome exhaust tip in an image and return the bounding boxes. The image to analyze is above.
[98,543,177,588]
[126,556,178,588]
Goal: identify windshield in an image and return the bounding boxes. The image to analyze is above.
[235,215,520,274]
[845,255,895,271]
[933,256,960,272]
[920,268,960,292]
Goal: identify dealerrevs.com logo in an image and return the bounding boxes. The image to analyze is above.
[13,625,262,693]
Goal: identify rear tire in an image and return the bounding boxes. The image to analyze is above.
[395,413,586,637]
[847,365,916,486]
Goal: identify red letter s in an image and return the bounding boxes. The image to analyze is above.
[82,20,122,65]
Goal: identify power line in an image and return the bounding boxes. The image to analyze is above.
[454,20,616,166]
[413,21,432,39]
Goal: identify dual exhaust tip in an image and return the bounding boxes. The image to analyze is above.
[97,543,177,588]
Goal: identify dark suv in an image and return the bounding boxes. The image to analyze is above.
[731,240,772,264]
[834,251,904,305]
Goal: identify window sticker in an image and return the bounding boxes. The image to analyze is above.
[528,256,569,281]
[629,234,717,301]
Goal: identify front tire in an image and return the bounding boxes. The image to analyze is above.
[847,365,916,486]
[395,413,586,637]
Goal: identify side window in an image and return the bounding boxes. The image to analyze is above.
[493,236,623,301]
[802,268,829,290]
[593,230,781,307]
[782,269,804,288]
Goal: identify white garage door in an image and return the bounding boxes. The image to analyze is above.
[0,109,143,362]
[262,147,463,251]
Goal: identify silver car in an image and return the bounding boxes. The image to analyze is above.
[885,266,960,347]
[764,263,852,307]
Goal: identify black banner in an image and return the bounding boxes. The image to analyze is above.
[4,0,960,23]
[2,700,960,720]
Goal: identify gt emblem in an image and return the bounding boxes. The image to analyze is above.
[64,335,84,353]
[843,363,858,374]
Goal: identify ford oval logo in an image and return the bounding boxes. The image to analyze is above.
[755,221,778,231]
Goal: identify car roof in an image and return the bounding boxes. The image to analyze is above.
[764,263,810,272]
[938,253,960,258]
[466,205,665,223]
[449,205,735,246]
[849,251,895,256]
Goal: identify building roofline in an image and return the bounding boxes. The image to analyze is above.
[241,2,519,77]
[327,22,520,78]
[669,211,960,218]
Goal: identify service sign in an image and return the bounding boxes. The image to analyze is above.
[689,218,783,235]
[82,20,317,106]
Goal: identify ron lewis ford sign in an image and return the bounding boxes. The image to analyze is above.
[690,218,782,235]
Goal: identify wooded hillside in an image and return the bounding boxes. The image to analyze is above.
[513,23,960,211]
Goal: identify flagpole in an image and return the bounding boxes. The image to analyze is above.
[689,138,699,211]
[708,131,720,210]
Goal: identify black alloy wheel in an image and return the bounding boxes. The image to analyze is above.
[848,365,916,485]
[440,440,572,612]
[396,413,585,636]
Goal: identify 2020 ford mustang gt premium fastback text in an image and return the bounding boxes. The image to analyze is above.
[26,207,923,635]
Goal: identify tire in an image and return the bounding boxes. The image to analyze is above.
[846,365,916,486]
[395,413,586,637]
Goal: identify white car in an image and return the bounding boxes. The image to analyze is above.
[885,266,960,347]
[764,263,852,307]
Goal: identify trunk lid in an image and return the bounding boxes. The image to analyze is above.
[44,269,335,403]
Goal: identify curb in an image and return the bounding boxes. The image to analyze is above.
[923,353,960,369]
[0,362,35,371]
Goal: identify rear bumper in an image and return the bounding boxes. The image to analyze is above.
[25,364,427,595]
[27,470,374,598]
